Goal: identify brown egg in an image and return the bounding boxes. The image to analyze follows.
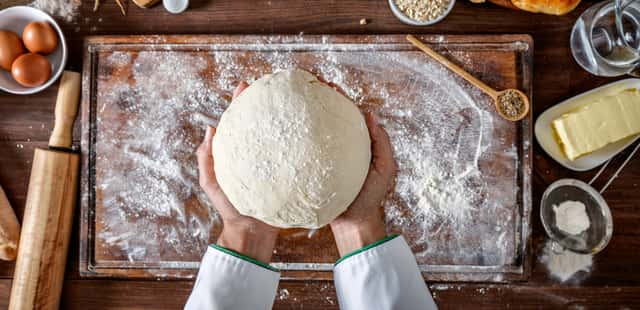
[11,53,51,87]
[0,30,25,71]
[22,21,58,55]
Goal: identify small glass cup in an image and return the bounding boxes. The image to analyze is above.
[571,0,640,76]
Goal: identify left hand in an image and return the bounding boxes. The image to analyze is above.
[196,82,279,263]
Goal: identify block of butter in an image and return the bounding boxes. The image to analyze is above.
[552,88,640,161]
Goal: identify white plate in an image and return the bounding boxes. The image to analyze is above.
[0,6,67,95]
[535,78,640,172]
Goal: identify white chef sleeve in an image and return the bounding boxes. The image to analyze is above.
[185,244,280,310]
[333,235,438,310]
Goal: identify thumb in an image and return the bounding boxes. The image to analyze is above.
[232,81,250,100]
[197,126,218,188]
[366,113,396,175]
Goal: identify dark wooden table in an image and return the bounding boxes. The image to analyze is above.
[1,0,639,309]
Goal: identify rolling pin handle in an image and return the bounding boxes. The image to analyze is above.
[49,71,81,149]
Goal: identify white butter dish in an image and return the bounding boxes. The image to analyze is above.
[535,78,640,172]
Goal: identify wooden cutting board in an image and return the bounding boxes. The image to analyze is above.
[80,34,533,282]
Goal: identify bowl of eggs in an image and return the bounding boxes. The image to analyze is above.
[0,6,67,95]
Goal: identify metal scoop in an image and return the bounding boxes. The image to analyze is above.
[540,141,640,254]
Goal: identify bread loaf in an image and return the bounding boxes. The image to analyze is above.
[0,185,20,261]
[475,0,580,15]
[132,0,161,8]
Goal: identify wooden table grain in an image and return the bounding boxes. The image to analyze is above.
[0,0,639,308]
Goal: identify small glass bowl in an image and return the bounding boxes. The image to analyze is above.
[540,178,613,254]
[388,0,456,26]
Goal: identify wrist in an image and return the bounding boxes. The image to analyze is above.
[217,223,278,263]
[330,218,386,257]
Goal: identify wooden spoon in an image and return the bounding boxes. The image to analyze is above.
[406,35,530,122]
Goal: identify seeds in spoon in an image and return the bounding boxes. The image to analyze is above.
[497,90,526,119]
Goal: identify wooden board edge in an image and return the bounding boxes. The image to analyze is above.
[78,34,536,281]
[520,35,534,282]
[79,37,97,278]
[82,34,535,48]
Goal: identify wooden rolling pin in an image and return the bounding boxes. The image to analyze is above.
[0,184,20,261]
[9,71,81,310]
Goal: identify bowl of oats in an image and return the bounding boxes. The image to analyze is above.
[389,0,455,26]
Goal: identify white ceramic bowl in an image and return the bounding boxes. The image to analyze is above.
[0,6,67,95]
[388,0,456,26]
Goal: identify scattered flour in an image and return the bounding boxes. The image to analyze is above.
[540,241,593,282]
[92,35,524,272]
[96,51,222,262]
[553,200,590,235]
[31,0,81,23]
[373,48,519,266]
[277,289,290,300]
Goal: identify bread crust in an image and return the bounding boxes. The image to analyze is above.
[487,0,520,10]
[0,185,19,261]
[131,0,161,8]
[487,0,581,15]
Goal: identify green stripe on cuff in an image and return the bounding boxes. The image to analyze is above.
[209,244,279,272]
[335,234,400,266]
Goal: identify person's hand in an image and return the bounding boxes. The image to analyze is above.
[197,81,279,263]
[330,112,398,256]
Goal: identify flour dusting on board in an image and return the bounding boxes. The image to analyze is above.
[96,51,223,262]
[93,36,523,270]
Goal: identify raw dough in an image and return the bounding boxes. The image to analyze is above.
[212,69,371,228]
[553,200,590,235]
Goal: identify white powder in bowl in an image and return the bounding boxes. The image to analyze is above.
[553,200,590,235]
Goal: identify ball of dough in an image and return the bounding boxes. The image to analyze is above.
[212,69,371,229]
